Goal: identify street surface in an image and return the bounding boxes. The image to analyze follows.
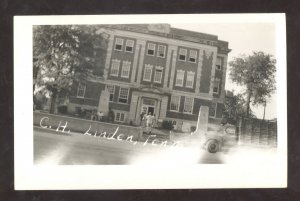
[34,127,227,165]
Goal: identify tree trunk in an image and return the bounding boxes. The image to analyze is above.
[245,89,252,118]
[49,90,57,114]
[263,101,266,120]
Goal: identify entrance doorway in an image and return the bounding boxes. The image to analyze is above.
[141,98,156,115]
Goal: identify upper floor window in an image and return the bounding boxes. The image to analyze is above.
[213,78,220,94]
[186,71,195,88]
[178,48,187,61]
[125,40,134,53]
[114,38,123,51]
[175,70,185,87]
[157,45,166,58]
[77,83,86,98]
[189,50,197,63]
[121,61,131,78]
[153,66,163,83]
[147,43,156,56]
[110,59,121,76]
[143,64,153,82]
[216,57,222,70]
[170,95,180,111]
[106,85,115,102]
[183,97,194,114]
[118,87,129,103]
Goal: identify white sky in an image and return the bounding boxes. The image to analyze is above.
[171,23,277,119]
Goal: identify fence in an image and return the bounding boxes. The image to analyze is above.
[238,117,277,146]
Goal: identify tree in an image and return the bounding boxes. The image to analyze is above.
[33,25,108,113]
[228,51,276,118]
[223,90,255,124]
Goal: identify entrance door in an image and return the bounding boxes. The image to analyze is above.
[141,98,156,115]
[147,107,154,115]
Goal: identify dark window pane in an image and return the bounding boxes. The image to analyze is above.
[115,44,122,50]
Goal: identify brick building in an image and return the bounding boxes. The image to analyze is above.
[67,24,231,132]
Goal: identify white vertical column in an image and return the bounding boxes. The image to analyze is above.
[195,49,204,94]
[163,45,173,88]
[208,49,217,96]
[168,45,178,89]
[136,40,146,84]
[220,55,228,100]
[130,40,141,83]
[103,33,115,80]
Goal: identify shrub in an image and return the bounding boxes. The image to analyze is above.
[161,121,173,130]
[190,126,196,132]
[57,105,67,114]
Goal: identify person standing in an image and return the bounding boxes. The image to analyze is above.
[140,111,146,126]
[97,111,104,121]
[145,112,155,134]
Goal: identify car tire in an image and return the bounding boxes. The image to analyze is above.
[206,140,219,153]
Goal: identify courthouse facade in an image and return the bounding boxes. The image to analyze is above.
[67,24,231,131]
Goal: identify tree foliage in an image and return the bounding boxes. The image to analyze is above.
[33,25,108,113]
[228,51,276,117]
[223,90,255,124]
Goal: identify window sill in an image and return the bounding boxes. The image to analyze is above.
[114,48,123,52]
[125,50,134,53]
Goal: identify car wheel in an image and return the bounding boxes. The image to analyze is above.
[206,140,219,153]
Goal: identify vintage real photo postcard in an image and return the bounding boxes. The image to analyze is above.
[14,14,287,189]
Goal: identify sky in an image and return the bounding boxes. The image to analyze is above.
[171,23,277,120]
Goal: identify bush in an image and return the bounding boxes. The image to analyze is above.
[57,105,67,114]
[161,121,173,130]
[190,126,196,132]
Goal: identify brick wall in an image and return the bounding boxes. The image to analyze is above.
[199,50,213,93]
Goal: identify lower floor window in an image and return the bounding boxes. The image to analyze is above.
[183,97,194,113]
[209,102,217,117]
[168,120,177,126]
[115,112,125,122]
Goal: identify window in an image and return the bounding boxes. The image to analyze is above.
[170,95,180,111]
[213,79,220,94]
[167,120,177,129]
[157,45,166,58]
[189,50,197,63]
[114,38,123,51]
[106,85,115,102]
[118,87,129,103]
[115,112,125,122]
[216,57,222,70]
[168,120,177,126]
[179,48,187,61]
[153,66,163,83]
[125,40,134,52]
[143,64,153,81]
[77,83,86,98]
[186,71,195,88]
[209,102,217,117]
[175,70,185,87]
[183,97,194,114]
[110,59,121,76]
[121,61,131,78]
[147,43,156,56]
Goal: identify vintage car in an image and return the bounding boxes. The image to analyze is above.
[193,123,238,153]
